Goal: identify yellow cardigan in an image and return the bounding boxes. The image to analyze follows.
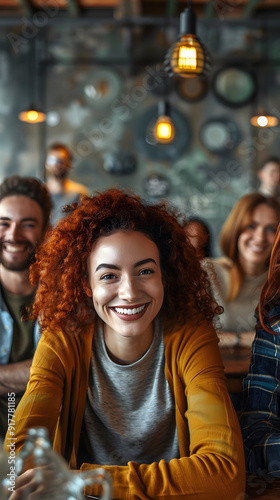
[6,316,245,500]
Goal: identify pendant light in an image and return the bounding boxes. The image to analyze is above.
[250,65,278,128]
[164,1,212,79]
[19,38,46,124]
[19,106,46,124]
[250,108,278,128]
[154,101,175,144]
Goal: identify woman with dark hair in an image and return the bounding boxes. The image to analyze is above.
[5,189,245,500]
[241,222,280,477]
[204,192,280,348]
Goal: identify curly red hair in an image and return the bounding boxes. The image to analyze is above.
[30,189,221,335]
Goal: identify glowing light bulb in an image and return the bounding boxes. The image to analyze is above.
[154,115,175,144]
[256,115,268,127]
[27,110,39,121]
[178,46,197,70]
[157,122,172,140]
[19,108,46,123]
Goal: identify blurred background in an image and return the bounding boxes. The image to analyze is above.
[1,0,280,255]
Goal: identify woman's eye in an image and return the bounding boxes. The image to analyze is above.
[101,273,117,280]
[139,269,153,275]
[266,226,277,233]
[247,224,255,230]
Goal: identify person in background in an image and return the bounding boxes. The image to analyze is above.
[240,221,280,477]
[0,175,52,439]
[45,142,89,226]
[5,189,245,500]
[257,156,280,201]
[203,192,280,349]
[183,216,212,260]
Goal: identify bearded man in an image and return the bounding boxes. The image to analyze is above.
[0,175,52,438]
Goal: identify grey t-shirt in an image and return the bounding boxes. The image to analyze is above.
[77,319,179,466]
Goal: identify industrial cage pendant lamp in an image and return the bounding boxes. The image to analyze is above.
[164,0,212,79]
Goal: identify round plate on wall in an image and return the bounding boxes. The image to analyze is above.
[103,152,137,176]
[145,66,175,97]
[143,173,170,198]
[83,68,123,108]
[176,77,208,103]
[212,65,257,108]
[200,117,239,155]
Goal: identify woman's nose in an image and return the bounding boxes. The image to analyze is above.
[254,226,265,240]
[118,276,140,301]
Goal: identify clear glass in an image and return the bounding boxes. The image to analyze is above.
[15,427,112,500]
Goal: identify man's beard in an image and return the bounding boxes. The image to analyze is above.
[0,243,36,272]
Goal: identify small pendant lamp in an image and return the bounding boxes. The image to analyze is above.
[19,38,46,124]
[154,102,175,144]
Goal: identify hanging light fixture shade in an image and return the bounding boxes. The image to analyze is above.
[164,5,212,79]
[250,107,278,128]
[19,104,46,124]
[154,101,175,144]
[18,38,46,124]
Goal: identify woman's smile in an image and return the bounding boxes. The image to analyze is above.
[110,302,150,320]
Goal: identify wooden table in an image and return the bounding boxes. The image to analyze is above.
[246,476,280,499]
[220,345,251,393]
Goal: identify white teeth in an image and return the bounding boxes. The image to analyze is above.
[115,305,145,315]
[5,244,26,253]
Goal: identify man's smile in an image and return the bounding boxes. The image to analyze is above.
[3,242,31,253]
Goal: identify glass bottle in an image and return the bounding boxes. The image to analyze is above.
[16,427,112,500]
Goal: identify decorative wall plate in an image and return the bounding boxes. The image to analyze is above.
[177,77,208,102]
[145,66,175,97]
[133,104,191,161]
[212,65,257,108]
[103,152,137,176]
[143,173,170,198]
[200,117,239,155]
[83,68,123,108]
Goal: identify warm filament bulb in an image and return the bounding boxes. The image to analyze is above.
[27,110,39,121]
[257,115,268,127]
[157,122,172,139]
[19,108,46,123]
[154,115,175,143]
[178,46,197,70]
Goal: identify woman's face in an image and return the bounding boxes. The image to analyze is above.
[86,230,164,342]
[238,203,278,274]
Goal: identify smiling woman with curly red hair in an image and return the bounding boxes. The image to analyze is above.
[30,189,218,335]
[6,189,245,500]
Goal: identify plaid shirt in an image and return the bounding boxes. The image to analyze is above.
[240,303,280,477]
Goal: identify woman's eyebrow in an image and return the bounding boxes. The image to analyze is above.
[95,258,157,273]
[95,263,119,272]
[134,258,157,267]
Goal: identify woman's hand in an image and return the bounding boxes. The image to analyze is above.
[8,469,37,499]
[7,468,82,500]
